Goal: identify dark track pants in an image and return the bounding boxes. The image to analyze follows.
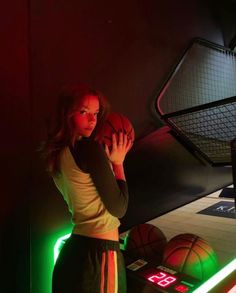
[52,234,127,293]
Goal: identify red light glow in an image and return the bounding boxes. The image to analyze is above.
[175,284,190,292]
[148,271,177,288]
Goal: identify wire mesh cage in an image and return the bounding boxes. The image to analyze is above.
[163,97,236,165]
[156,38,236,165]
[157,39,236,116]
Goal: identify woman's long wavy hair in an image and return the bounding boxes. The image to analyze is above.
[41,84,110,176]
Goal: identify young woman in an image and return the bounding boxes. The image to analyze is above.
[42,84,132,293]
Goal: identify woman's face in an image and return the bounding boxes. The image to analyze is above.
[73,95,100,139]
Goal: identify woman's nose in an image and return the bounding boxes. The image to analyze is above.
[88,113,96,122]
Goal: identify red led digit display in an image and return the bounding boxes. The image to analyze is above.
[174,284,190,292]
[148,272,166,283]
[158,276,177,287]
[147,271,177,288]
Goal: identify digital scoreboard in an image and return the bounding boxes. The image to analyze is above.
[125,257,201,292]
[125,256,236,293]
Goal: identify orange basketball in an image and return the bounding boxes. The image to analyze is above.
[97,112,135,147]
[125,223,167,264]
[162,233,219,281]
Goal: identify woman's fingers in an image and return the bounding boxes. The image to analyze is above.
[118,131,124,147]
[115,132,133,151]
[104,144,110,156]
[110,132,133,153]
[123,132,127,148]
[106,132,133,164]
[112,133,117,150]
[126,138,133,151]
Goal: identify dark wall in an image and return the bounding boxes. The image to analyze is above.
[207,0,236,47]
[30,0,226,140]
[0,2,30,292]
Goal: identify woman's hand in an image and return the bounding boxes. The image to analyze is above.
[104,132,133,165]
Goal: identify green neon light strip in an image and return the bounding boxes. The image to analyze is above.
[192,258,236,293]
[181,280,194,287]
[54,233,71,264]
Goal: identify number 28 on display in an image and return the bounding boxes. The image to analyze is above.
[148,271,177,288]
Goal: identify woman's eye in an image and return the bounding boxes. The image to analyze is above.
[80,110,87,115]
[94,112,99,116]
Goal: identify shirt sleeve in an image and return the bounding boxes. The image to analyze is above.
[69,139,129,218]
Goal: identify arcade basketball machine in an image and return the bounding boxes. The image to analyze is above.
[149,37,236,292]
[113,39,236,293]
